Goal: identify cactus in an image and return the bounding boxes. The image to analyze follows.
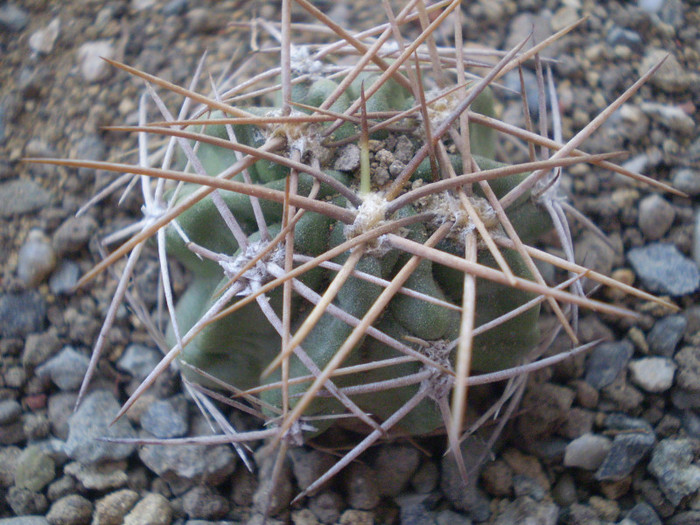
[28,0,678,511]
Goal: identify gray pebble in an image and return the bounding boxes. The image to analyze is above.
[638,194,675,241]
[140,398,188,439]
[493,496,558,525]
[411,460,439,494]
[342,462,380,511]
[17,230,56,288]
[0,421,26,445]
[28,19,60,55]
[626,502,662,525]
[564,433,612,470]
[23,328,62,368]
[52,215,97,255]
[585,340,634,389]
[138,413,235,484]
[440,436,490,512]
[252,444,293,516]
[648,315,687,357]
[638,0,664,13]
[0,399,22,425]
[47,392,77,441]
[672,168,700,197]
[182,486,228,520]
[77,41,115,82]
[48,261,80,295]
[163,0,188,16]
[0,446,21,488]
[123,493,172,525]
[373,444,420,497]
[398,498,436,525]
[333,144,360,171]
[641,102,695,133]
[435,509,471,525]
[595,416,656,481]
[648,438,700,505]
[308,491,343,524]
[36,346,90,391]
[288,447,334,493]
[116,344,162,380]
[14,446,56,492]
[641,49,692,94]
[6,487,49,516]
[0,518,50,525]
[0,291,46,338]
[46,476,76,503]
[65,390,136,464]
[63,460,128,491]
[629,357,677,392]
[73,134,107,179]
[0,3,29,32]
[46,494,92,525]
[606,26,643,51]
[628,243,700,296]
[675,347,700,391]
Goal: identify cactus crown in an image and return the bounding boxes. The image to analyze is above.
[28,0,677,508]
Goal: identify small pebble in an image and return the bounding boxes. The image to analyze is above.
[93,489,139,525]
[63,460,128,491]
[65,390,137,464]
[638,194,675,241]
[46,494,92,525]
[674,347,700,391]
[626,502,662,525]
[17,229,56,288]
[124,493,172,525]
[14,446,56,492]
[343,463,380,510]
[638,0,664,13]
[6,487,49,516]
[0,291,46,338]
[628,243,700,296]
[672,168,700,197]
[564,434,612,470]
[182,486,229,520]
[0,3,29,32]
[77,41,115,82]
[29,19,60,54]
[628,357,677,392]
[140,398,188,439]
[585,340,634,389]
[595,416,656,481]
[648,438,700,505]
[308,491,344,524]
[52,215,97,255]
[48,261,80,295]
[373,444,420,497]
[36,346,90,391]
[0,399,22,425]
[492,496,558,525]
[647,315,687,357]
[116,344,162,380]
[0,180,52,217]
[640,102,695,133]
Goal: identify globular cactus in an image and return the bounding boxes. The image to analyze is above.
[29,0,677,507]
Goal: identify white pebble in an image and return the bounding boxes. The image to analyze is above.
[29,19,60,54]
[629,357,677,392]
[564,433,612,470]
[77,40,115,82]
[17,229,56,288]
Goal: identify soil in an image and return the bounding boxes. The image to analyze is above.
[1,1,699,524]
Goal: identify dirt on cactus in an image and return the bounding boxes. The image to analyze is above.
[1,1,699,524]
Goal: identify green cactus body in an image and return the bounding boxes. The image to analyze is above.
[165,71,552,437]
